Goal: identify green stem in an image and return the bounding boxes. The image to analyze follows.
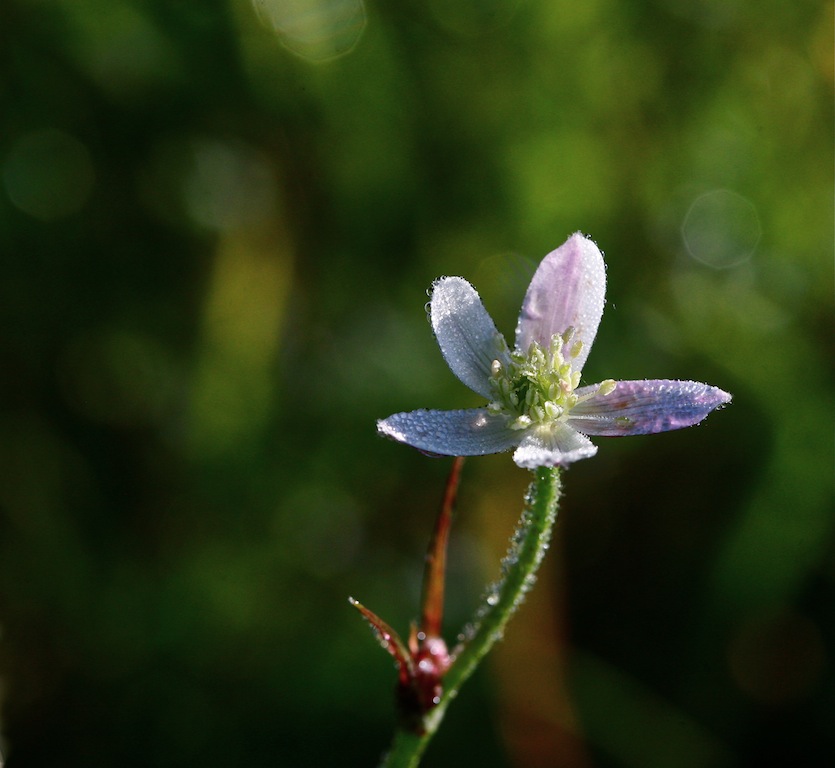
[380,466,562,768]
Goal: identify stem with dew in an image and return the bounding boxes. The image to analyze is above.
[380,466,562,767]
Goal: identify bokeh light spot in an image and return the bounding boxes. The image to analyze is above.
[3,129,94,220]
[184,139,278,231]
[254,0,366,62]
[682,189,761,269]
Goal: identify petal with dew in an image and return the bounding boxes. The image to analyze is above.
[512,423,598,468]
[567,379,732,436]
[377,408,519,457]
[515,233,606,374]
[430,277,510,399]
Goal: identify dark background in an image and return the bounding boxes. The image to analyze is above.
[1,0,832,766]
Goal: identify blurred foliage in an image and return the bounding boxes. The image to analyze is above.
[0,0,832,766]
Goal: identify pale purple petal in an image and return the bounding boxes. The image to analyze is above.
[512,424,598,468]
[566,379,732,436]
[515,233,606,374]
[377,408,519,457]
[431,277,510,399]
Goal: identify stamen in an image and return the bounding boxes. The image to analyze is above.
[597,379,617,396]
[573,380,618,407]
[486,332,608,430]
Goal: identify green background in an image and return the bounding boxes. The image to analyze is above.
[1,0,832,766]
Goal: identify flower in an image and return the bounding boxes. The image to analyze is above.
[378,233,732,468]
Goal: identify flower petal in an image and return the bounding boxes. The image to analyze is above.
[567,379,732,436]
[377,408,519,457]
[512,424,598,468]
[431,277,510,399]
[515,233,606,374]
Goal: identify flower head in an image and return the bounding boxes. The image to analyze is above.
[378,233,731,468]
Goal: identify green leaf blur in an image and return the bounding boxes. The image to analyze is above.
[0,0,832,766]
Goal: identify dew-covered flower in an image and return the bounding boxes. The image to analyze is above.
[378,233,731,468]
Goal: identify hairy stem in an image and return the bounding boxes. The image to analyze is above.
[380,466,562,767]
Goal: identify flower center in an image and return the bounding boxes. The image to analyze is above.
[487,329,615,431]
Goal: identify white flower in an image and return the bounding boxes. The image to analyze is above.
[378,233,731,468]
